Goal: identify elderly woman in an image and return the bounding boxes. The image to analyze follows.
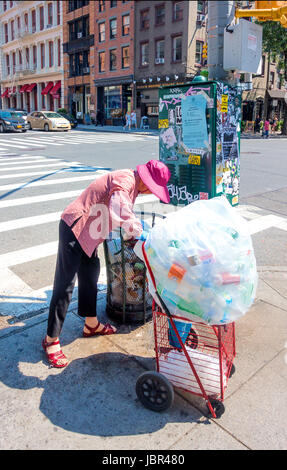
[42,160,171,368]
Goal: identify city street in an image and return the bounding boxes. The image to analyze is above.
[0,129,286,326]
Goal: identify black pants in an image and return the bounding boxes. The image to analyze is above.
[47,219,101,338]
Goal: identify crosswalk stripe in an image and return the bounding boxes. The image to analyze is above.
[0,241,58,268]
[0,171,108,191]
[0,189,82,208]
[9,139,45,148]
[0,158,64,166]
[0,141,31,149]
[0,164,82,179]
[0,211,62,233]
[9,138,63,146]
[0,161,80,172]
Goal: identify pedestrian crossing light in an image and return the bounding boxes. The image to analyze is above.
[202,43,208,59]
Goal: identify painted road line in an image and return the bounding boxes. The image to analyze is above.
[0,211,62,233]
[0,189,83,209]
[0,171,109,191]
[248,214,287,235]
[13,138,63,146]
[0,156,51,164]
[0,241,58,268]
[0,141,32,149]
[0,161,80,172]
[9,139,46,147]
[0,163,82,179]
[0,188,157,209]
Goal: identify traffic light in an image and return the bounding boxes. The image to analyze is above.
[202,43,208,59]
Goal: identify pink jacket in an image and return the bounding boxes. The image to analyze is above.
[61,169,143,257]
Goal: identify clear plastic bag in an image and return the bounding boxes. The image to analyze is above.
[141,196,257,325]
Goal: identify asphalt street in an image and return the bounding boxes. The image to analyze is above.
[0,129,286,328]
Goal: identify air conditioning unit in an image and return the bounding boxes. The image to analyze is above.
[155,57,164,64]
[197,14,205,23]
[77,32,83,38]
[83,67,90,74]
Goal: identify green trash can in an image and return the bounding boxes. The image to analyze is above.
[103,212,165,324]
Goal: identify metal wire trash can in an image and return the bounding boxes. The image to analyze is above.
[103,212,165,324]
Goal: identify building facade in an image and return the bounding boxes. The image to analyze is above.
[92,0,135,125]
[0,0,64,112]
[63,0,95,123]
[134,0,207,128]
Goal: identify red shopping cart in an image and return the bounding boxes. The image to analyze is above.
[135,243,236,419]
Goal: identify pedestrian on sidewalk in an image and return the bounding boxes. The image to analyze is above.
[95,109,104,127]
[271,116,278,135]
[130,110,137,129]
[123,111,131,131]
[42,160,171,368]
[254,115,261,134]
[263,119,270,138]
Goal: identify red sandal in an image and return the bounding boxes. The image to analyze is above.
[83,320,117,338]
[42,337,69,368]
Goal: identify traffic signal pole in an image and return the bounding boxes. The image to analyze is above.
[207,1,236,82]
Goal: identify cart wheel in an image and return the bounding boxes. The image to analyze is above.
[207,399,225,419]
[136,371,174,412]
[226,361,236,378]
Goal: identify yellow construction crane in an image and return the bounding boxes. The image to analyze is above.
[235,1,287,27]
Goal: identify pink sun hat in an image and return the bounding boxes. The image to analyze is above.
[137,160,171,204]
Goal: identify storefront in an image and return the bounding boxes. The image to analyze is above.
[68,84,90,122]
[94,75,134,126]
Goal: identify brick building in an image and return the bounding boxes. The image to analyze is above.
[134,0,207,128]
[93,0,135,125]
[0,0,64,112]
[63,0,95,122]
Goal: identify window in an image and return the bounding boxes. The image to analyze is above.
[69,16,89,41]
[270,71,275,86]
[172,35,182,62]
[49,41,54,67]
[99,0,105,12]
[57,2,61,25]
[140,42,149,66]
[32,10,36,32]
[110,0,117,6]
[11,20,15,41]
[6,55,10,75]
[197,0,206,13]
[3,1,7,11]
[4,24,8,43]
[122,46,129,68]
[110,18,117,39]
[25,47,30,67]
[41,43,45,68]
[99,51,106,72]
[24,13,28,32]
[140,9,149,30]
[57,39,61,66]
[69,51,89,76]
[173,1,183,21]
[195,40,203,64]
[19,50,22,66]
[110,49,117,71]
[12,52,16,74]
[99,22,105,42]
[17,16,21,33]
[155,4,165,26]
[48,3,53,26]
[68,0,89,12]
[33,45,37,68]
[122,14,130,36]
[155,39,165,63]
[40,6,44,30]
[260,55,266,76]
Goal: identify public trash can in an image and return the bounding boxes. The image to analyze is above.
[103,212,164,324]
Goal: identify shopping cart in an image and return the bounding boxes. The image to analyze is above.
[135,242,236,419]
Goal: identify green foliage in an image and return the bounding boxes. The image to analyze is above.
[57,108,68,114]
[260,21,287,78]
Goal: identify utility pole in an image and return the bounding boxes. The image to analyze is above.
[207,1,236,82]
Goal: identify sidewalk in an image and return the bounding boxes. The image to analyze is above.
[76,124,287,140]
[0,261,286,450]
[77,123,160,137]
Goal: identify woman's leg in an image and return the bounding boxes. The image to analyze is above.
[47,220,82,339]
[77,253,116,334]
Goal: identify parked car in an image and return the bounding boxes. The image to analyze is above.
[0,110,28,133]
[27,111,71,132]
[14,109,28,123]
[57,112,78,128]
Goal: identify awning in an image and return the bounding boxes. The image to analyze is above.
[19,84,29,93]
[25,83,37,93]
[1,89,9,98]
[268,89,287,100]
[41,81,54,95]
[50,81,61,98]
